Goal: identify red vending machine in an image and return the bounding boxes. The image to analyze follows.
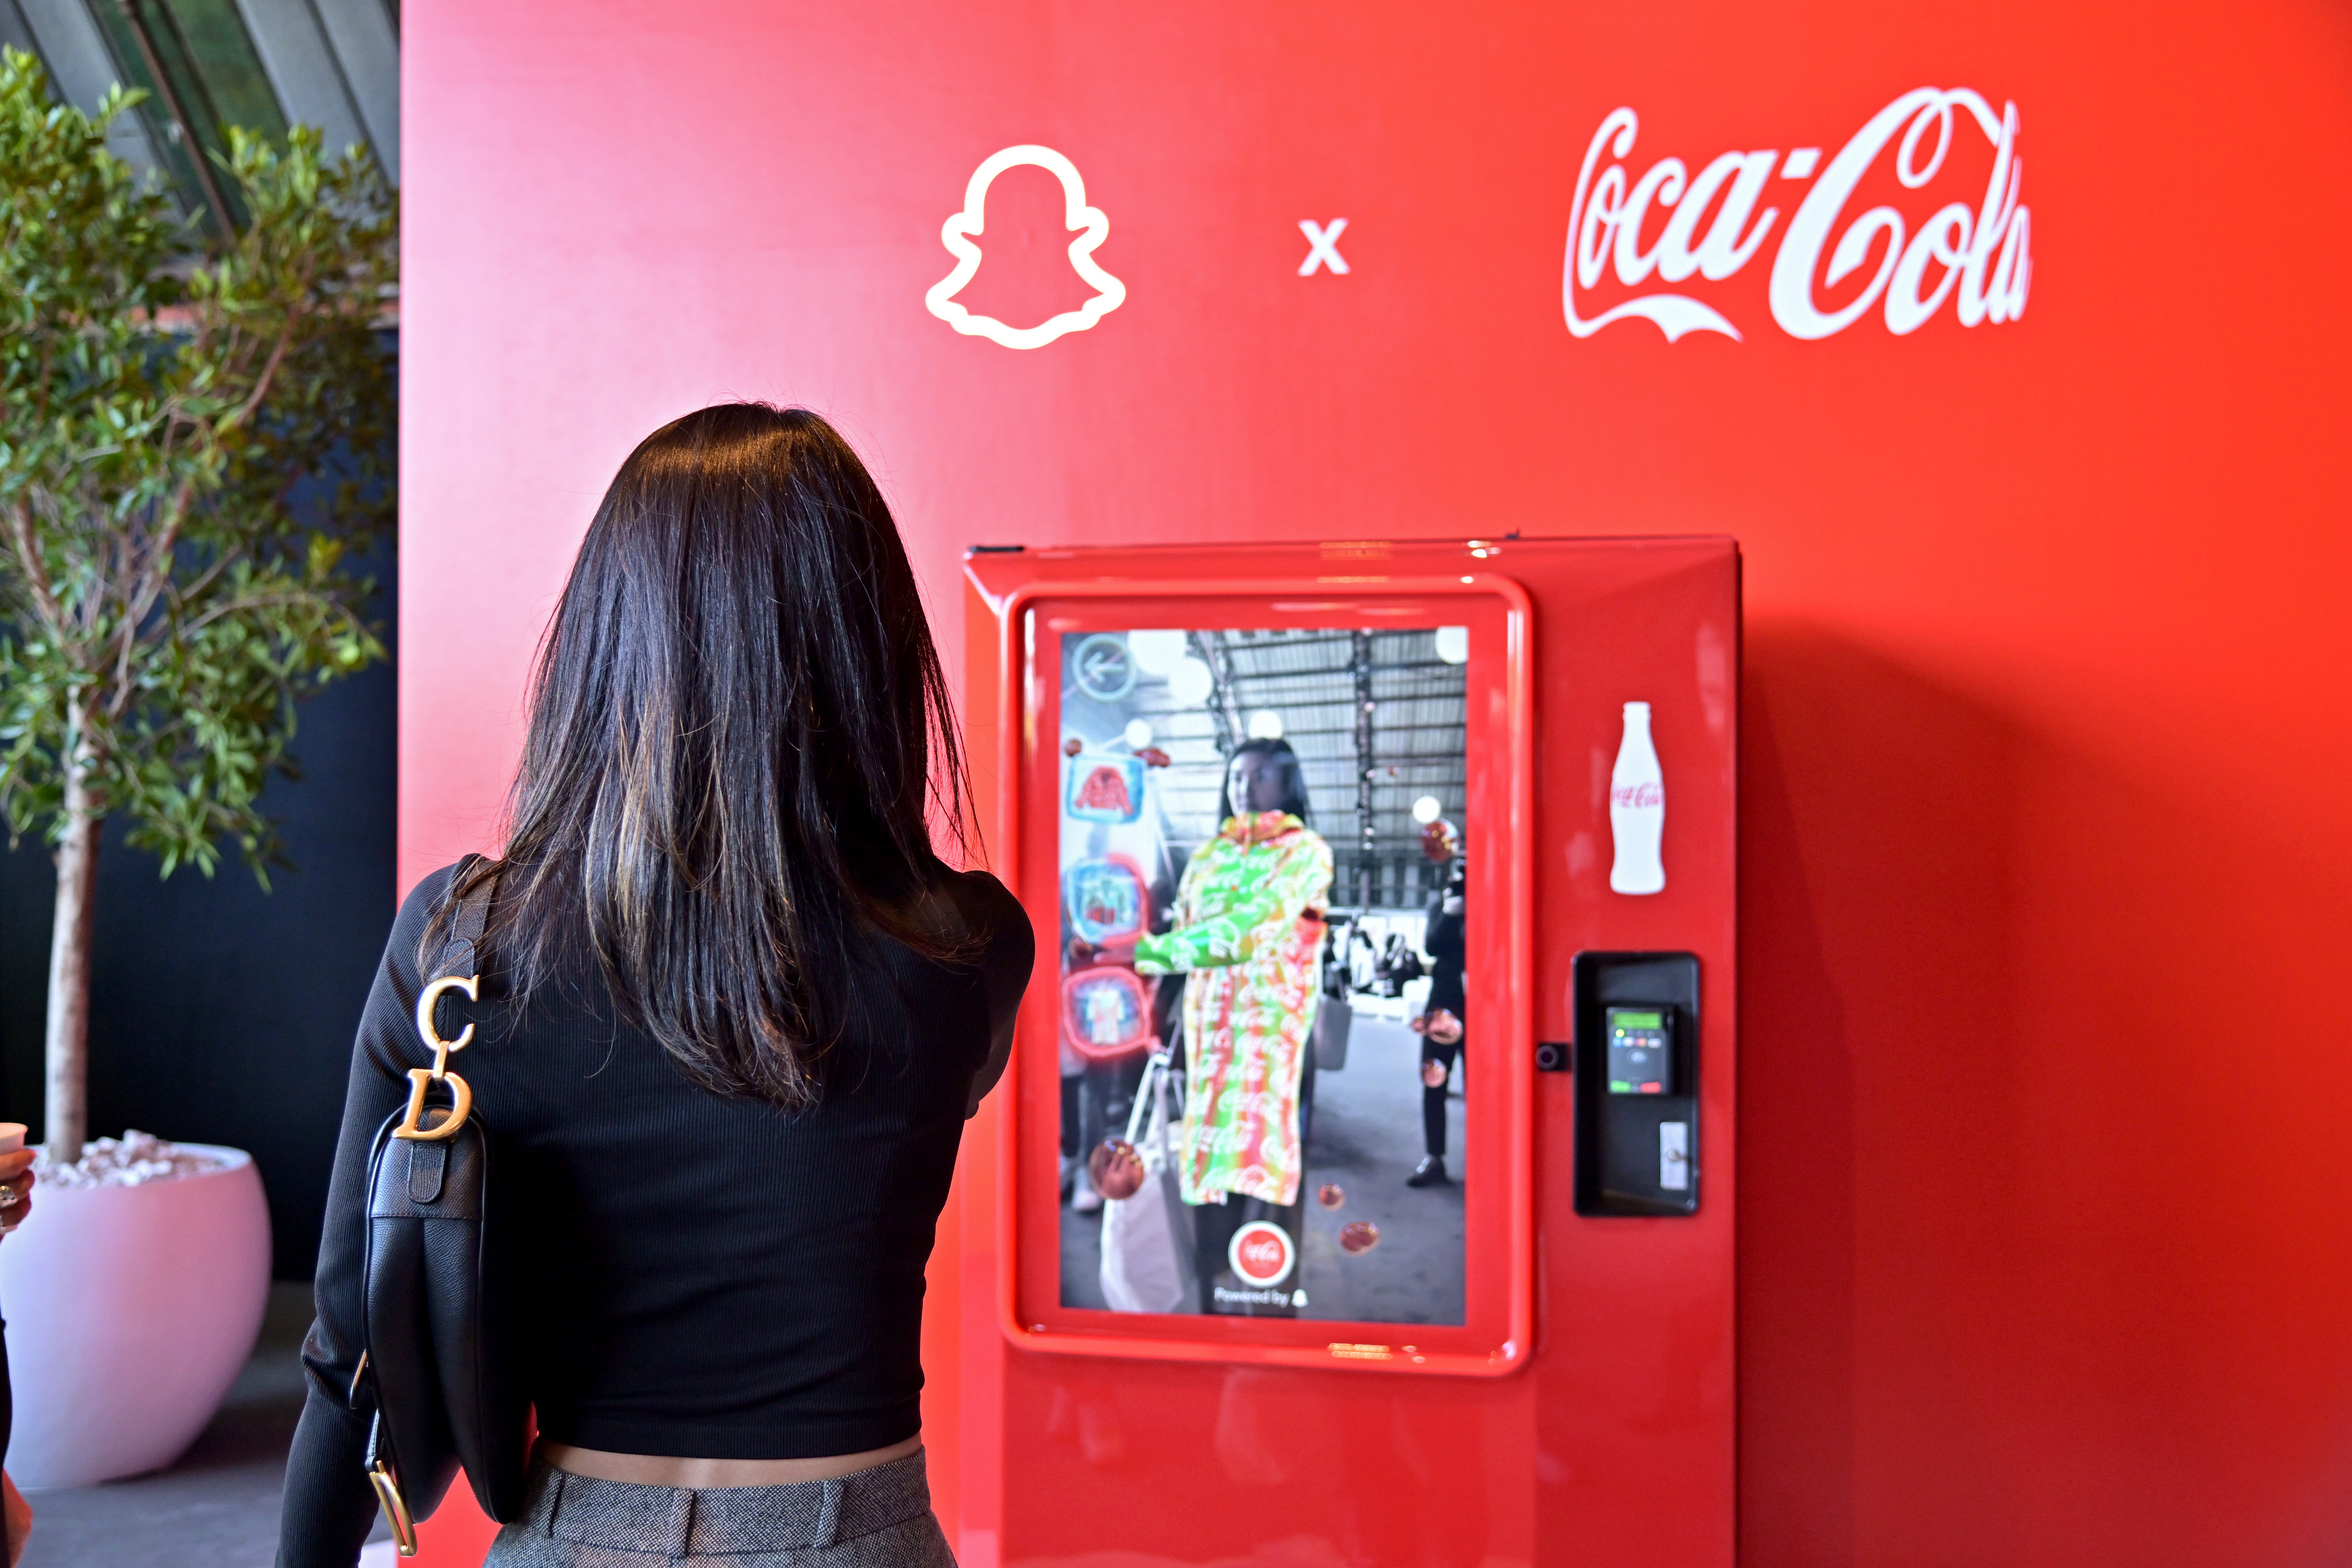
[936,536,1738,1567]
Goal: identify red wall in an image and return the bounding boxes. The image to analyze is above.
[402,3,2352,1563]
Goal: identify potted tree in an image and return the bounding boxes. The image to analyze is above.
[0,49,394,1486]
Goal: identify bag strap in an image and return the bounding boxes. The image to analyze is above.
[418,851,496,1062]
[430,854,499,986]
[437,860,501,982]
[1124,1051,1165,1145]
[1153,1052,1183,1164]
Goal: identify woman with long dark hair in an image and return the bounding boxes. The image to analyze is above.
[279,405,1033,1566]
[1133,738,1332,1312]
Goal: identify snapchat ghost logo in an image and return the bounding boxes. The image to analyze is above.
[925,145,1126,349]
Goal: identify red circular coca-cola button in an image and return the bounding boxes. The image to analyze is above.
[1228,1220,1296,1287]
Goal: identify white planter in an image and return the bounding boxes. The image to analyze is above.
[0,1142,271,1488]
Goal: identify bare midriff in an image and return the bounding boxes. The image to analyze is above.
[537,1434,922,1489]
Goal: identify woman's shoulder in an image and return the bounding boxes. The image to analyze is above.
[1274,820,1333,860]
[909,869,1034,1051]
[399,860,464,916]
[385,857,511,988]
[937,867,1035,963]
[385,861,466,971]
[881,865,1033,973]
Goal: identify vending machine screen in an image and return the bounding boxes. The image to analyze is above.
[1052,627,1472,1328]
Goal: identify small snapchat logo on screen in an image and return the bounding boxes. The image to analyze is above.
[925,145,1126,349]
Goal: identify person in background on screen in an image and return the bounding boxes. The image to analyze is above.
[1408,859,1466,1187]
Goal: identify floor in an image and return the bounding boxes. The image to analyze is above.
[18,1281,393,1567]
[1061,1014,1469,1324]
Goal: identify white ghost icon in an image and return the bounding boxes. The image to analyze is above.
[925,145,1126,349]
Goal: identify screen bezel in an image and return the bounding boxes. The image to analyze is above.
[993,577,1533,1377]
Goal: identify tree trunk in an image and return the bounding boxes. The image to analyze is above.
[44,719,101,1166]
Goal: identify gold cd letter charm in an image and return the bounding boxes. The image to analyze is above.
[397,973,481,1140]
[394,1067,473,1141]
[414,974,479,1060]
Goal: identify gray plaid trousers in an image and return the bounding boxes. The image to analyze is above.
[483,1452,956,1567]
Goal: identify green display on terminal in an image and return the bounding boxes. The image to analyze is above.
[1603,1006,1675,1095]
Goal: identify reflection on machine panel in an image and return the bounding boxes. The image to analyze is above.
[1605,1007,1673,1095]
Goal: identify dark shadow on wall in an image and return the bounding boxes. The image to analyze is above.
[1742,622,2352,1567]
[0,572,397,1283]
[1738,635,1856,1568]
[1739,623,2024,1568]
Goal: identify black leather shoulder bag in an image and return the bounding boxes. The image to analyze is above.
[359,856,528,1552]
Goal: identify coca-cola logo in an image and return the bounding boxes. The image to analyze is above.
[1612,782,1664,809]
[1565,87,2031,344]
[1229,1220,1297,1287]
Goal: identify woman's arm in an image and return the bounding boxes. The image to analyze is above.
[1133,836,1333,974]
[962,871,1038,1116]
[277,868,454,1568]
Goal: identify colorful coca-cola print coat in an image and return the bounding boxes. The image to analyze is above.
[1133,811,1333,1208]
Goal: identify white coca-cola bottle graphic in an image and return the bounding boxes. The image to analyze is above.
[1608,701,1665,894]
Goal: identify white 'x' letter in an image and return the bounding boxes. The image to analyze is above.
[1298,218,1349,276]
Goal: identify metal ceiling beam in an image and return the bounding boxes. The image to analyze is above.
[11,0,169,180]
[308,0,394,180]
[110,0,234,235]
[233,0,369,164]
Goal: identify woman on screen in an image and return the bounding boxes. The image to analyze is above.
[1132,739,1333,1305]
